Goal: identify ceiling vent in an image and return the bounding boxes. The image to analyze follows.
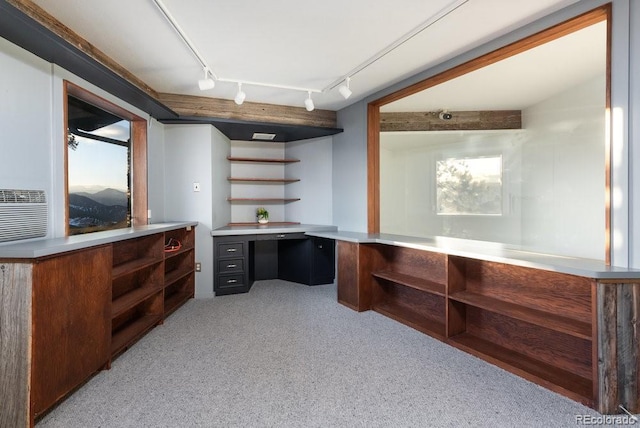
[252,132,277,141]
[0,189,47,243]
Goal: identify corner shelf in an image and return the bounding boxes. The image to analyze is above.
[228,177,300,183]
[227,198,300,203]
[227,156,299,163]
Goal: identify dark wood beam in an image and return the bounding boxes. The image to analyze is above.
[380,110,521,132]
[158,93,337,129]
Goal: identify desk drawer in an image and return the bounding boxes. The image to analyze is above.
[255,232,306,241]
[217,242,244,258]
[218,258,244,274]
[217,274,244,289]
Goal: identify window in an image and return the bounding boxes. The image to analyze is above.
[436,156,502,216]
[65,81,148,235]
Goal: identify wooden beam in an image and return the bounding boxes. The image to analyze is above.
[6,0,159,100]
[380,110,521,132]
[158,93,337,129]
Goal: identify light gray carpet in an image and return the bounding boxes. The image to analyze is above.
[39,280,604,427]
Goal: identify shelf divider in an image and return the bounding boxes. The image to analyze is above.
[372,270,446,296]
[227,156,299,163]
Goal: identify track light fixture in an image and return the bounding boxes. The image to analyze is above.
[198,67,215,91]
[234,83,246,105]
[304,92,315,112]
[338,77,352,100]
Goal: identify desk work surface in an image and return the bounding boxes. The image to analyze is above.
[305,230,640,280]
[211,224,337,237]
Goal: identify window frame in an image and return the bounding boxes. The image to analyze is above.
[64,81,148,236]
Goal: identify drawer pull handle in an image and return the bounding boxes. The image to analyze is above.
[227,279,238,284]
[226,248,237,253]
[318,244,323,249]
[277,234,286,238]
[227,264,237,268]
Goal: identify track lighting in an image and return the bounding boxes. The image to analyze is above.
[304,92,315,112]
[198,68,215,91]
[338,77,352,99]
[234,83,246,105]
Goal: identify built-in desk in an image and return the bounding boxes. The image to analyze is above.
[211,224,337,295]
[307,231,640,415]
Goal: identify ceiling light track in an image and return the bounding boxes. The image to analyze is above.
[323,0,469,92]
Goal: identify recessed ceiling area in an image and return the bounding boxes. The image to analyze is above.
[30,0,580,111]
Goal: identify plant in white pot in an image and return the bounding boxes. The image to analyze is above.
[256,207,269,224]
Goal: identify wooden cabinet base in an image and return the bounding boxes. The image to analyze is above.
[337,241,640,414]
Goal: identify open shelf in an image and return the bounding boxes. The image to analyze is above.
[449,332,592,405]
[372,271,446,296]
[164,244,194,260]
[112,257,161,280]
[449,291,591,340]
[164,290,193,318]
[164,265,194,288]
[111,314,162,356]
[227,198,300,203]
[228,177,300,183]
[373,300,446,340]
[227,156,299,163]
[228,221,301,226]
[112,286,163,319]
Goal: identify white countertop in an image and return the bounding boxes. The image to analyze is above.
[305,230,640,280]
[211,224,337,237]
[0,222,198,259]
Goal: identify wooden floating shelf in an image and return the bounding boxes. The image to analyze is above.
[449,333,592,404]
[227,156,300,163]
[227,177,300,183]
[227,198,300,203]
[228,222,301,226]
[372,271,446,296]
[449,291,592,340]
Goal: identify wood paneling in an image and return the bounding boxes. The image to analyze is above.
[367,104,380,233]
[31,246,112,419]
[158,93,337,128]
[380,110,521,132]
[0,263,32,428]
[132,120,148,226]
[6,0,158,99]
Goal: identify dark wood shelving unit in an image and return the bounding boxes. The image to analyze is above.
[111,313,163,356]
[112,285,163,319]
[374,300,446,340]
[449,290,592,340]
[372,270,446,296]
[163,227,195,318]
[112,256,162,280]
[227,156,299,163]
[449,332,592,404]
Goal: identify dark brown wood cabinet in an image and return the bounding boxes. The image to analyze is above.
[0,224,197,427]
[31,246,112,419]
[337,240,639,414]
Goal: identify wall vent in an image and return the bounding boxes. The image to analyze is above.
[0,189,47,243]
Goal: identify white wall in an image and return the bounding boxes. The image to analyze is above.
[147,120,167,223]
[0,38,54,238]
[520,77,605,259]
[164,124,230,298]
[285,136,333,224]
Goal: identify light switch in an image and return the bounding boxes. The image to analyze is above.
[193,182,201,192]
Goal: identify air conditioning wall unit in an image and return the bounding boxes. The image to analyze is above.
[0,189,48,243]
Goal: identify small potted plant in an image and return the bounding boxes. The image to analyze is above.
[256,207,269,224]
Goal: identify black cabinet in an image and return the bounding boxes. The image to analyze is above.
[213,235,254,295]
[278,237,335,285]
